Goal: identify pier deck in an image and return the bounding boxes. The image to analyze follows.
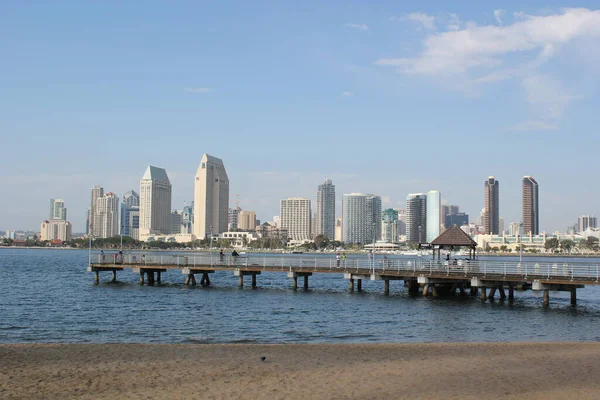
[88,253,600,306]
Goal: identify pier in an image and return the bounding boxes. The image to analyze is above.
[88,252,600,306]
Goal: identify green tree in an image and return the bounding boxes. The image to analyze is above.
[545,237,559,251]
[560,239,575,253]
[314,235,329,250]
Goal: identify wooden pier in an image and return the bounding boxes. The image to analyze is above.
[88,253,600,307]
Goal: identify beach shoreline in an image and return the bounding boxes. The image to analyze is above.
[2,342,600,399]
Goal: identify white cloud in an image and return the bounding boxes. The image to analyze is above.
[376,8,600,76]
[508,120,559,132]
[446,13,461,31]
[345,23,369,31]
[184,87,212,93]
[494,9,505,24]
[402,13,437,30]
[341,91,353,96]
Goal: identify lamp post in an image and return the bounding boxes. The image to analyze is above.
[372,222,376,274]
[519,222,523,262]
[120,224,124,251]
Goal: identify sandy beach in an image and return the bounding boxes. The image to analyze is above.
[1,342,600,399]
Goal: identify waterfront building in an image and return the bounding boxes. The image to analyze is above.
[4,230,16,239]
[522,176,539,235]
[484,176,500,234]
[255,223,289,244]
[280,198,312,241]
[181,204,193,234]
[228,208,239,231]
[120,190,139,237]
[49,199,67,221]
[509,222,520,236]
[194,154,229,239]
[123,206,140,240]
[381,208,399,243]
[445,213,469,228]
[40,219,72,242]
[316,179,336,240]
[342,193,382,244]
[442,205,460,219]
[395,208,407,236]
[94,192,119,238]
[170,210,183,234]
[90,185,104,236]
[578,215,597,233]
[272,216,281,229]
[139,166,172,235]
[426,190,442,243]
[334,217,342,242]
[238,210,257,231]
[406,193,427,243]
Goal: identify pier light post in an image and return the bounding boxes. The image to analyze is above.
[120,224,124,251]
[519,222,523,262]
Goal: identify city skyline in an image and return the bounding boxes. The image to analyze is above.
[3,2,600,233]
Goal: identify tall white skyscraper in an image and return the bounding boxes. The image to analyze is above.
[120,190,139,237]
[194,154,229,239]
[139,166,172,235]
[49,199,67,221]
[406,193,427,243]
[316,179,335,240]
[342,193,382,244]
[280,198,312,241]
[94,192,119,238]
[426,190,442,243]
[90,185,104,235]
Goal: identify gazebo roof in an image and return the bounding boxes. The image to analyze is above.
[430,225,477,247]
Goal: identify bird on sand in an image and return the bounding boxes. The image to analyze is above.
[260,356,266,362]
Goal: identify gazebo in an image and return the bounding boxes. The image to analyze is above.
[427,225,478,260]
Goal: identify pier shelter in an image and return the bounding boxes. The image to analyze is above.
[427,225,478,260]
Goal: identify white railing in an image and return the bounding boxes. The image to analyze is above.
[92,253,600,282]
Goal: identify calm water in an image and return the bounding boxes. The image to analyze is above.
[3,248,600,344]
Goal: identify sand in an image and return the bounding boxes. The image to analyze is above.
[1,343,600,399]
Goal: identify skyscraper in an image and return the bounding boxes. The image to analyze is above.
[484,176,500,234]
[426,190,442,242]
[181,204,193,234]
[49,199,67,221]
[578,215,597,232]
[238,210,257,230]
[381,208,399,243]
[94,192,119,238]
[522,176,539,235]
[139,166,172,235]
[90,185,104,235]
[280,198,312,241]
[193,154,229,239]
[342,193,382,244]
[316,179,335,240]
[406,193,427,243]
[120,190,139,237]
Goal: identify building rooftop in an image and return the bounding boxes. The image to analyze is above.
[142,165,170,183]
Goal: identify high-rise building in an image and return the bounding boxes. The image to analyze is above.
[395,208,407,236]
[484,176,500,234]
[120,190,139,237]
[170,210,183,234]
[40,220,72,242]
[342,193,382,244]
[194,154,229,239]
[238,210,257,230]
[445,213,469,228]
[90,185,104,235]
[228,208,239,231]
[181,204,193,234]
[442,205,461,228]
[522,176,539,235]
[316,179,336,240]
[94,192,119,238]
[509,222,520,236]
[578,215,597,233]
[406,193,427,243]
[381,208,399,243]
[139,166,172,235]
[49,199,67,221]
[280,198,312,241]
[426,190,442,243]
[123,206,140,240]
[334,217,342,242]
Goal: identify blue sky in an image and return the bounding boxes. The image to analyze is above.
[1,1,600,233]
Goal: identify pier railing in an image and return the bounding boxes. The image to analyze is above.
[93,253,600,282]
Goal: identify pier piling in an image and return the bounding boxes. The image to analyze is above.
[156,271,161,284]
[94,271,100,285]
[480,287,487,300]
[238,275,244,288]
[384,280,390,295]
[571,287,577,306]
[303,275,309,290]
[111,270,116,283]
[252,274,257,288]
[293,276,298,290]
[357,279,362,292]
[498,286,506,300]
[508,285,514,300]
[349,279,354,291]
[139,271,144,285]
[543,289,550,306]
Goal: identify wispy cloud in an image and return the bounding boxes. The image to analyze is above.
[345,23,369,31]
[341,91,353,97]
[493,9,505,24]
[184,87,212,93]
[400,12,437,31]
[446,13,461,31]
[508,120,559,132]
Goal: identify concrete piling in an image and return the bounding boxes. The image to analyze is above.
[384,280,390,295]
[508,285,514,300]
[293,276,298,290]
[357,279,362,292]
[571,287,577,306]
[95,271,100,285]
[303,275,309,290]
[480,287,487,300]
[543,289,550,306]
[111,270,116,283]
[252,274,257,288]
[349,279,354,291]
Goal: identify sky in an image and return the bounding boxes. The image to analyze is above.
[1,1,600,233]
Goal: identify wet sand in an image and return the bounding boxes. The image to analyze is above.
[1,343,600,399]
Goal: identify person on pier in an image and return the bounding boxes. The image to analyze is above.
[336,253,341,268]
[219,249,224,262]
[231,250,239,264]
